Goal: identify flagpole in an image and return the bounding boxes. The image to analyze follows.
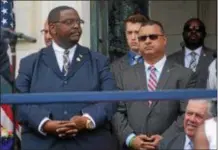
[9,35,19,150]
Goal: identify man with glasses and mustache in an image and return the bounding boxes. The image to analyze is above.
[168,18,216,88]
[16,6,117,150]
[112,20,197,150]
[41,20,52,46]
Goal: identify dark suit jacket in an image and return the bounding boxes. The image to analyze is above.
[16,45,118,150]
[110,54,129,80]
[168,47,215,88]
[159,132,186,149]
[112,59,197,149]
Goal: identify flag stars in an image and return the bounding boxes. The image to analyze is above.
[1,18,7,25]
[1,8,8,14]
[1,0,8,4]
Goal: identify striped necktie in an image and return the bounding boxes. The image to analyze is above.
[147,66,157,107]
[189,52,197,72]
[63,49,70,76]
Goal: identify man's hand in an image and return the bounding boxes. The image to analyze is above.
[142,135,163,149]
[70,115,89,131]
[130,134,155,150]
[42,120,72,136]
[56,121,78,138]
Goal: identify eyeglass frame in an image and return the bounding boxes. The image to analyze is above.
[138,34,164,41]
[52,18,85,27]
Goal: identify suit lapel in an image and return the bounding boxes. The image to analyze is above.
[177,49,185,66]
[170,132,186,149]
[66,45,89,79]
[119,54,130,71]
[135,63,147,90]
[41,45,63,78]
[196,47,209,72]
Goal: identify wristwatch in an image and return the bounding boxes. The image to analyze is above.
[86,119,95,130]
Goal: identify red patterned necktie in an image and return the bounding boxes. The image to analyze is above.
[147,66,157,107]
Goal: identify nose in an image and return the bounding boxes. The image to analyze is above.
[131,33,137,41]
[189,114,197,122]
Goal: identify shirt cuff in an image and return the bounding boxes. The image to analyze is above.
[82,113,96,129]
[126,133,136,147]
[38,117,50,136]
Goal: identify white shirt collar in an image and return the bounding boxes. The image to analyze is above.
[52,41,77,53]
[144,55,167,73]
[185,46,202,56]
[184,135,192,149]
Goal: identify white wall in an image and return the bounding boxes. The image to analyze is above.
[14,1,90,75]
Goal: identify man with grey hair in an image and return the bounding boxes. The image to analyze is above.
[159,99,212,149]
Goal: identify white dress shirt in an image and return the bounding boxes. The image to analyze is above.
[38,41,96,135]
[184,135,193,150]
[125,55,167,146]
[184,46,202,69]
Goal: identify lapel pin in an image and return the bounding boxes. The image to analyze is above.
[79,54,83,58]
[76,57,81,62]
[203,54,206,57]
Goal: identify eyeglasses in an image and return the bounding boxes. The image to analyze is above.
[40,29,49,34]
[138,34,164,41]
[53,19,85,26]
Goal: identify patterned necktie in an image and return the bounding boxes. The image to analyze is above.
[63,49,70,76]
[131,55,142,66]
[189,52,197,72]
[147,66,157,107]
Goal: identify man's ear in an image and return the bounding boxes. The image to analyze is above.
[49,23,56,36]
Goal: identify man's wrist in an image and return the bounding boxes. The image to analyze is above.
[128,135,136,147]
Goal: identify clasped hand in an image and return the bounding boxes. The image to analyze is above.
[131,134,163,150]
[43,115,89,138]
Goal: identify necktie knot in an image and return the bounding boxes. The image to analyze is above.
[149,66,156,72]
[64,49,70,55]
[190,51,197,57]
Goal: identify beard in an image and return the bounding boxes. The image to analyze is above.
[184,37,204,50]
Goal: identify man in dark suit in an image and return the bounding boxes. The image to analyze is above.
[112,20,197,150]
[16,6,117,150]
[159,99,212,149]
[168,18,216,88]
[111,14,149,77]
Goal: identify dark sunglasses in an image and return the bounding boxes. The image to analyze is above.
[184,26,204,33]
[138,34,164,41]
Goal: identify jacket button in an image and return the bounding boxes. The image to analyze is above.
[64,81,67,84]
[64,111,68,115]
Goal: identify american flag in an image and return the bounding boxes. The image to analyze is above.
[0,0,21,140]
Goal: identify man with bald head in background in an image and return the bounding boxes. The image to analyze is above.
[41,20,52,46]
[168,18,215,88]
